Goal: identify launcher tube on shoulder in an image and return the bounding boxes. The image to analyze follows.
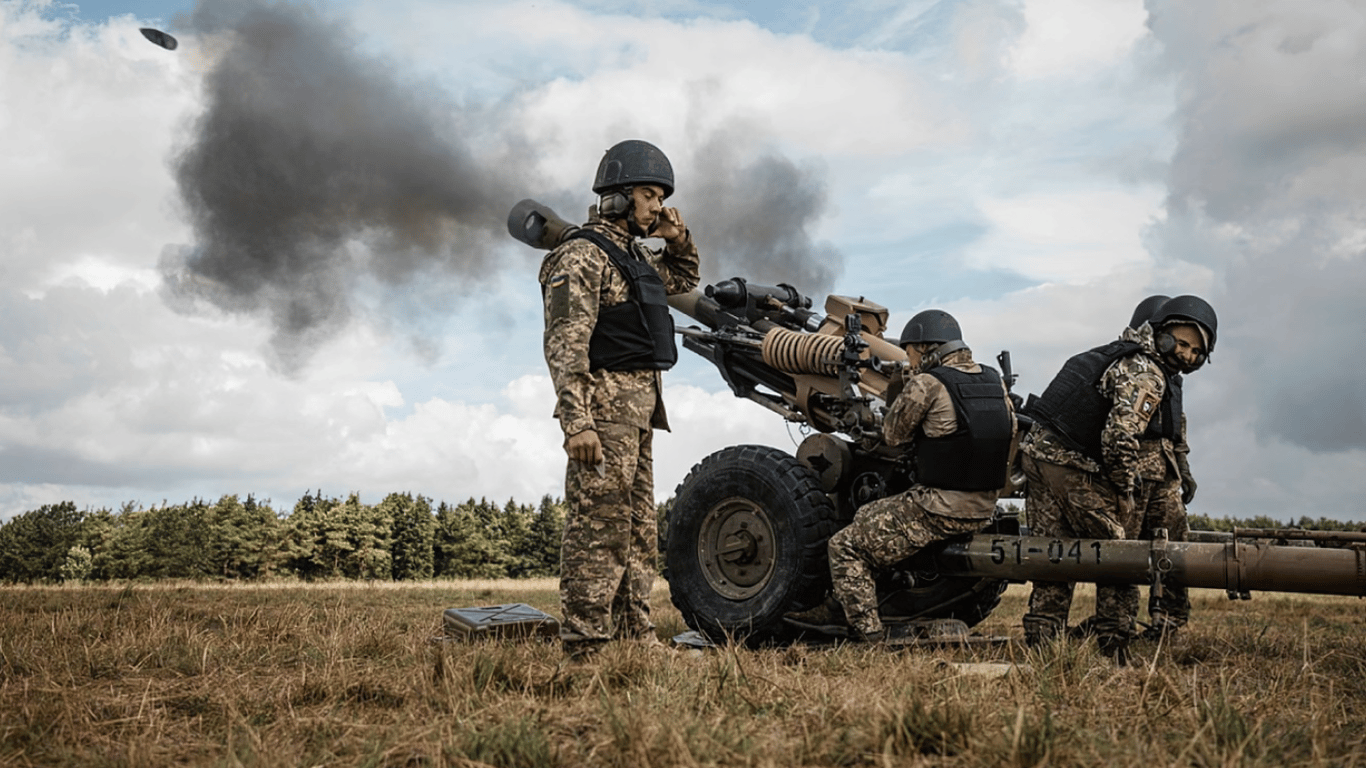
[507,199,579,251]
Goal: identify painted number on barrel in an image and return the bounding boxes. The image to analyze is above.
[990,539,1104,565]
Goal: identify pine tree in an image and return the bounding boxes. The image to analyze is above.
[206,494,283,579]
[434,499,505,578]
[0,502,85,583]
[383,493,435,580]
[522,495,566,577]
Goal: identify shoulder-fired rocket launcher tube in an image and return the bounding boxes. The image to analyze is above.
[934,535,1366,597]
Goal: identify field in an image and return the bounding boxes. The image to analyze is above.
[1,580,1363,767]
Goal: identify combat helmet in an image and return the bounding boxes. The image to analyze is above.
[593,140,674,198]
[1129,294,1171,330]
[899,309,963,347]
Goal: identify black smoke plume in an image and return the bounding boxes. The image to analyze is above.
[162,0,529,369]
[162,1,842,370]
[683,131,842,296]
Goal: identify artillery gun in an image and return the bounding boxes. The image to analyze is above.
[509,199,1366,647]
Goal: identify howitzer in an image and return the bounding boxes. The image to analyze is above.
[937,531,1366,602]
[506,198,1365,647]
[668,281,909,441]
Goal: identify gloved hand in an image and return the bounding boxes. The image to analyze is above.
[884,368,908,407]
[1180,475,1197,505]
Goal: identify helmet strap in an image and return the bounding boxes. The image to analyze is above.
[919,339,968,372]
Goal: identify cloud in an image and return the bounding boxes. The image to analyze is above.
[158,0,885,368]
[0,2,194,290]
[1008,0,1149,79]
[965,187,1164,282]
[4,0,1365,527]
[1078,0,1366,521]
[1146,0,1366,459]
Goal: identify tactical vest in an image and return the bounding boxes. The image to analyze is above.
[915,366,1014,492]
[567,229,678,372]
[1027,340,1169,463]
[1143,372,1181,442]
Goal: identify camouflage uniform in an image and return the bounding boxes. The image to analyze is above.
[1075,328,1193,636]
[540,217,700,652]
[1130,328,1191,632]
[827,349,1014,638]
[1021,324,1167,650]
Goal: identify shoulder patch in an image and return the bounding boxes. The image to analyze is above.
[548,274,570,319]
[1136,391,1160,418]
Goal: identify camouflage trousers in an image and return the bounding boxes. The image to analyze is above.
[1140,476,1190,630]
[828,490,992,637]
[559,421,657,649]
[1020,453,1143,646]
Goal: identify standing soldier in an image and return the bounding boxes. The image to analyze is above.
[786,310,1016,642]
[539,140,700,658]
[1135,297,1203,640]
[1072,295,1198,642]
[1020,295,1216,663]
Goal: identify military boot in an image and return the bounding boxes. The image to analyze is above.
[783,596,850,635]
[1097,634,1131,667]
[856,627,887,645]
[1139,617,1181,642]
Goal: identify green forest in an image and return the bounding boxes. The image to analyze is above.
[0,492,1357,584]
[0,492,578,585]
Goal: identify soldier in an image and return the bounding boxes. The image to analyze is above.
[1076,296,1197,641]
[786,310,1016,642]
[1020,295,1217,663]
[538,140,700,657]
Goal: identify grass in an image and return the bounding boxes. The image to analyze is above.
[1,580,1363,767]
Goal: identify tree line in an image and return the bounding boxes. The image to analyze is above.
[0,492,579,584]
[0,493,1358,585]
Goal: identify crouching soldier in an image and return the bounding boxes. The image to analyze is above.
[1020,295,1217,663]
[786,310,1016,641]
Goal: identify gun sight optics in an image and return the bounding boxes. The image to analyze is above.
[706,278,810,313]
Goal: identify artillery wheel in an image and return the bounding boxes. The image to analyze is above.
[665,444,840,646]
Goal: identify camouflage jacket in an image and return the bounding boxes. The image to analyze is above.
[539,217,700,437]
[1022,324,1168,492]
[884,348,1016,519]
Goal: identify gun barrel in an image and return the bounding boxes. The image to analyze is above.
[937,534,1366,597]
[668,289,727,329]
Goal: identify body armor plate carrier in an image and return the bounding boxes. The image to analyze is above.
[1027,340,1172,463]
[568,229,678,372]
[915,365,1014,492]
[1144,372,1181,442]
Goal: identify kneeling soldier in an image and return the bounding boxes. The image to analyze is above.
[787,310,1016,641]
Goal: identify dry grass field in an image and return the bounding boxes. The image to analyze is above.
[1,579,1363,767]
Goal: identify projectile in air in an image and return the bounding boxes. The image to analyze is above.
[140,27,178,51]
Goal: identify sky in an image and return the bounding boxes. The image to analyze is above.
[2,0,1364,523]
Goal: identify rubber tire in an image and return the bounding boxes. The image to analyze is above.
[665,444,840,646]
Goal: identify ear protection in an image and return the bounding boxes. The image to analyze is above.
[598,188,631,218]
